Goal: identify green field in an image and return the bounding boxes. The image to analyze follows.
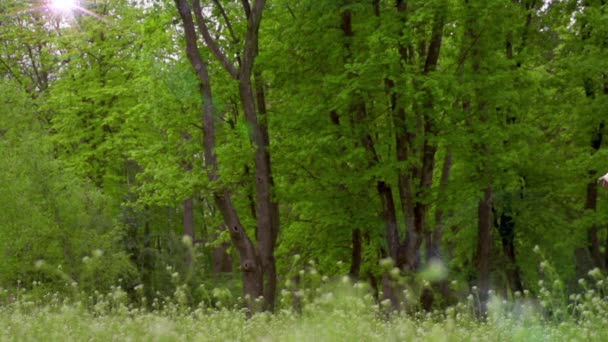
[1,279,606,342]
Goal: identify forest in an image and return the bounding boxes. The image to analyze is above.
[1,0,608,340]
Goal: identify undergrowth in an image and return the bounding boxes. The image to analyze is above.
[0,252,607,341]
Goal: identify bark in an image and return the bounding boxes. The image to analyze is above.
[191,0,238,79]
[496,212,524,293]
[427,152,452,261]
[420,287,434,312]
[579,0,606,272]
[394,2,445,273]
[254,70,280,310]
[183,197,195,267]
[584,117,605,271]
[174,0,264,312]
[207,0,279,311]
[397,2,445,300]
[502,241,524,294]
[213,227,234,274]
[488,0,535,295]
[423,152,454,308]
[183,198,195,240]
[605,229,608,272]
[238,74,277,310]
[404,132,438,271]
[372,0,445,306]
[349,228,362,279]
[586,180,605,269]
[340,6,401,308]
[476,186,493,306]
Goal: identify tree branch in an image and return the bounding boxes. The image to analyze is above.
[241,0,251,18]
[423,5,446,75]
[192,0,239,79]
[173,0,209,85]
[0,58,24,89]
[241,0,266,76]
[211,0,239,45]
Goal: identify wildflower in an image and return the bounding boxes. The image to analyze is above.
[380,299,392,308]
[533,245,540,254]
[418,259,448,282]
[92,249,103,258]
[182,235,193,246]
[380,258,394,268]
[588,268,602,279]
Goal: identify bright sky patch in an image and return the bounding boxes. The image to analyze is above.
[49,0,77,12]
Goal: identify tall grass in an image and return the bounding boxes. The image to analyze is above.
[0,255,607,341]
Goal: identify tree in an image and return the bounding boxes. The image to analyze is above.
[173,0,279,311]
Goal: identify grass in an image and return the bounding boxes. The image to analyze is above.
[1,253,607,341]
[1,279,607,342]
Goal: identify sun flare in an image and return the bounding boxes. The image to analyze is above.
[49,0,77,12]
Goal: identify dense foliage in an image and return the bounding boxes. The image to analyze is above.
[1,0,608,330]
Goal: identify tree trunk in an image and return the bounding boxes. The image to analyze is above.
[377,181,401,309]
[502,240,524,294]
[174,0,266,312]
[585,180,605,269]
[428,152,452,261]
[238,76,278,310]
[254,71,280,310]
[340,5,401,307]
[423,151,454,308]
[213,237,233,274]
[476,186,493,308]
[496,212,524,293]
[183,197,195,267]
[585,121,604,270]
[349,228,362,279]
[183,198,194,240]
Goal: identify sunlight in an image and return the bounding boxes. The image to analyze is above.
[42,0,106,22]
[49,0,77,12]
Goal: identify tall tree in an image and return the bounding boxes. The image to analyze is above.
[174,0,279,310]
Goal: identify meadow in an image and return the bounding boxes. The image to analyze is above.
[1,267,607,342]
